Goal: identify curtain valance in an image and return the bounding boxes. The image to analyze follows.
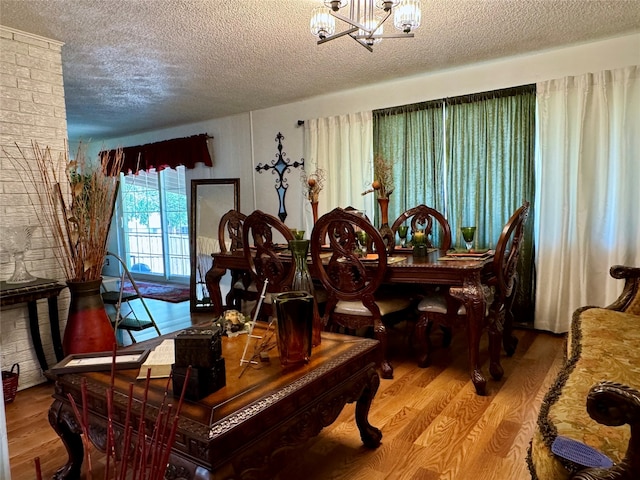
[103,133,213,174]
[373,99,443,117]
[445,84,535,105]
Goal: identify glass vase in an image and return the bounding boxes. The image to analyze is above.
[273,291,314,365]
[3,226,38,284]
[289,239,322,346]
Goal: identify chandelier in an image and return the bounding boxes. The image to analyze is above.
[310,0,422,52]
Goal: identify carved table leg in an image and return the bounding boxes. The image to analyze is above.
[27,300,48,371]
[450,273,489,396]
[48,399,83,480]
[205,263,227,317]
[48,295,65,362]
[356,367,383,448]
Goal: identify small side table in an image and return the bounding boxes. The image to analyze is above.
[0,278,67,371]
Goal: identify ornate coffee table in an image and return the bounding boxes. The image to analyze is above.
[47,326,381,479]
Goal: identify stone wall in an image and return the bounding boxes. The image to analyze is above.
[0,26,69,390]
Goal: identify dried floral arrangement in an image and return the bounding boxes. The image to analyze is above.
[34,347,190,480]
[361,154,394,199]
[8,141,124,282]
[300,167,326,203]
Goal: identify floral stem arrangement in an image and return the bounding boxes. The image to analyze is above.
[301,167,326,223]
[361,154,394,199]
[9,141,124,282]
[300,167,326,203]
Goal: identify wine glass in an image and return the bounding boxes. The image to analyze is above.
[356,230,369,256]
[461,226,476,251]
[397,225,409,248]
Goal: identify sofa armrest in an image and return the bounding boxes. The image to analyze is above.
[606,265,640,313]
[571,381,640,480]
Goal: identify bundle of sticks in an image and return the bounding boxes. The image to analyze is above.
[34,345,191,480]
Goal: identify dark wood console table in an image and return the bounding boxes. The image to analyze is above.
[0,278,66,371]
[46,325,382,479]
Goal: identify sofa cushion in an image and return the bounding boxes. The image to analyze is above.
[529,306,640,479]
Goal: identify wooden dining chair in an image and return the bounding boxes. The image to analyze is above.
[242,210,296,321]
[310,207,413,379]
[390,204,452,252]
[388,204,453,340]
[486,200,531,361]
[217,209,258,311]
[415,201,530,380]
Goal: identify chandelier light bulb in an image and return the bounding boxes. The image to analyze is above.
[324,0,348,12]
[394,0,421,33]
[376,0,398,12]
[359,16,384,46]
[311,6,336,39]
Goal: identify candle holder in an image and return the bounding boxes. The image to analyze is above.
[412,230,427,258]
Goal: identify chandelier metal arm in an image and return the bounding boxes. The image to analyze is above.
[353,33,415,39]
[330,8,392,39]
[317,26,359,45]
[329,10,369,32]
[352,36,374,52]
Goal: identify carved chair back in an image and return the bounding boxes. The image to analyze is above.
[310,207,387,314]
[491,201,530,306]
[242,210,295,295]
[218,209,246,254]
[390,204,452,251]
[217,209,254,309]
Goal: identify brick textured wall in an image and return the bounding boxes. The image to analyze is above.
[0,26,69,390]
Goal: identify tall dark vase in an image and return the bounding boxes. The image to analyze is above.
[63,278,116,355]
[377,197,395,252]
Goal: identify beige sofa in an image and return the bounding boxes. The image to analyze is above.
[528,265,640,480]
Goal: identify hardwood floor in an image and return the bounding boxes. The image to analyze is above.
[6,302,565,480]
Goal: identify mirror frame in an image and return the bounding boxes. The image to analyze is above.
[190,178,240,312]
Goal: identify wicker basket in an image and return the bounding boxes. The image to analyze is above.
[2,363,19,404]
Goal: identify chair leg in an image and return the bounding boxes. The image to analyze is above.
[441,326,453,347]
[415,313,433,368]
[502,291,519,356]
[488,311,504,380]
[373,321,393,379]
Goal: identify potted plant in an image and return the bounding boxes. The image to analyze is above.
[9,141,124,355]
[361,155,395,249]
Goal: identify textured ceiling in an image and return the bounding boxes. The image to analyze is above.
[1,0,639,140]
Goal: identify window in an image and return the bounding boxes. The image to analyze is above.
[373,85,536,319]
[118,166,189,281]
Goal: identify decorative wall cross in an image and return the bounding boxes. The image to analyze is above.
[255,132,304,222]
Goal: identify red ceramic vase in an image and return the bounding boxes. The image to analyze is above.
[63,278,116,355]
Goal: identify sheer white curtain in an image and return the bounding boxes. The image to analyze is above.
[534,66,640,333]
[302,112,375,233]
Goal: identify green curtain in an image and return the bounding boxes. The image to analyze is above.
[446,85,536,319]
[373,85,536,320]
[373,101,445,242]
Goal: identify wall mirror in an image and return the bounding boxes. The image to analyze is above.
[190,178,239,312]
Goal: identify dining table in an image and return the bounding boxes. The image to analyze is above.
[205,247,500,395]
